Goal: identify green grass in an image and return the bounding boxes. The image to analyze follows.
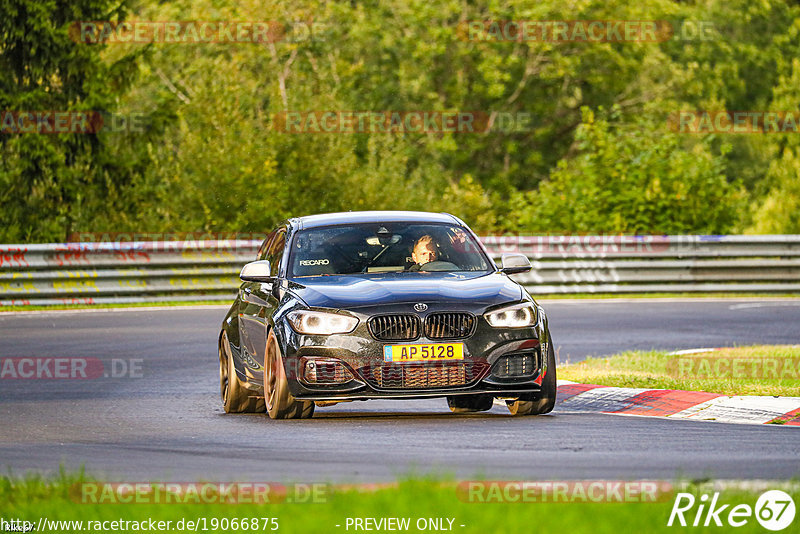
[1,472,797,534]
[560,345,800,396]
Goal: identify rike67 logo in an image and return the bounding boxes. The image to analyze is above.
[668,490,796,531]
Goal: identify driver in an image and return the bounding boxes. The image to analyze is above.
[409,235,438,270]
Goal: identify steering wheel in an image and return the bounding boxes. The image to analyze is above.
[419,261,459,272]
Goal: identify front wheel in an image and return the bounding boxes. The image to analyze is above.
[507,341,557,416]
[264,330,315,419]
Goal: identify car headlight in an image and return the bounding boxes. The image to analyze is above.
[287,310,359,335]
[484,302,537,328]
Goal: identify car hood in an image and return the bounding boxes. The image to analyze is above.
[286,272,523,311]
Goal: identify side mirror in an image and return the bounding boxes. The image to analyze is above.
[240,260,273,282]
[500,253,531,274]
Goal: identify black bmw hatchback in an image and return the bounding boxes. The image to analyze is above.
[219,211,556,419]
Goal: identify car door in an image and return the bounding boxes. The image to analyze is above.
[239,227,286,370]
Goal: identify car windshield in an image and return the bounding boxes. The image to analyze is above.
[288,223,492,277]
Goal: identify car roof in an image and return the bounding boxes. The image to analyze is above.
[293,211,463,230]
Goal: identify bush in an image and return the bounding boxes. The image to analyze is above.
[510,107,745,235]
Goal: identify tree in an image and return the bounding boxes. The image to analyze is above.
[507,107,745,234]
[0,0,166,241]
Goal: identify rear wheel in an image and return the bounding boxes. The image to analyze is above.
[447,394,494,413]
[506,341,557,416]
[264,330,315,419]
[219,331,264,413]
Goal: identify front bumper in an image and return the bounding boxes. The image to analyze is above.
[277,311,547,401]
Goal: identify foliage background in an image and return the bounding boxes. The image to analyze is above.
[2,0,800,242]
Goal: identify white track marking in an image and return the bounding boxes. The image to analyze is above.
[668,396,800,424]
[558,386,649,412]
[668,348,721,356]
[729,302,800,310]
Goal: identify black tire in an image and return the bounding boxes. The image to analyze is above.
[506,340,557,416]
[219,331,264,413]
[264,330,315,419]
[447,394,494,413]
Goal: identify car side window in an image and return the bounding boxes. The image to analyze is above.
[266,229,286,277]
[257,230,277,261]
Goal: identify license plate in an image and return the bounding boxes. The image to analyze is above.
[383,343,464,362]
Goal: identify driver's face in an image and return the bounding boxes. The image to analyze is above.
[412,242,437,264]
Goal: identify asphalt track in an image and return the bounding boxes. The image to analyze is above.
[1,299,799,481]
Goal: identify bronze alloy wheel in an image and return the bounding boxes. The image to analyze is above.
[506,342,557,416]
[264,330,314,419]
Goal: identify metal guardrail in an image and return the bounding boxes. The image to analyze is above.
[1,236,799,306]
